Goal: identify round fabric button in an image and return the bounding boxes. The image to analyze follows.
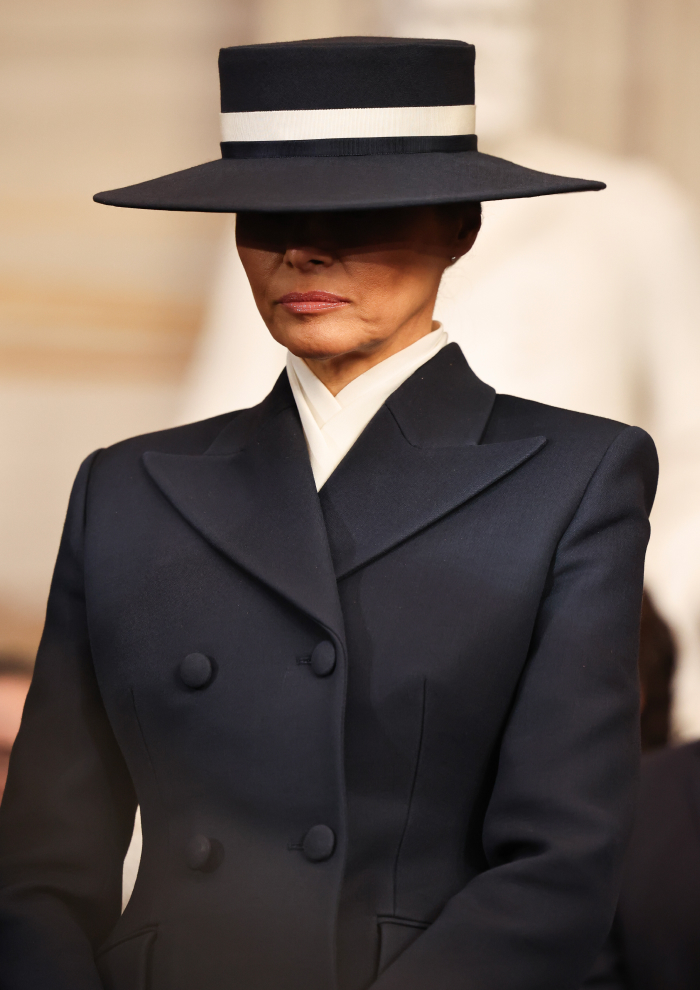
[310,641,336,678]
[302,824,336,862]
[185,834,213,871]
[179,653,214,689]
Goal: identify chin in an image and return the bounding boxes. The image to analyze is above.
[275,317,375,362]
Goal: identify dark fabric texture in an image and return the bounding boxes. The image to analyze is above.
[0,345,656,990]
[93,37,605,211]
[93,150,605,213]
[218,37,476,112]
[582,741,700,990]
[219,134,479,159]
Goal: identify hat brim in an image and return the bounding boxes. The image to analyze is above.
[93,150,604,212]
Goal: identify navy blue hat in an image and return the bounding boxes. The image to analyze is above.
[94,37,605,212]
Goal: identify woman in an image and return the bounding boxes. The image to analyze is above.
[0,37,656,990]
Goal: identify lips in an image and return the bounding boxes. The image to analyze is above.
[278,291,350,314]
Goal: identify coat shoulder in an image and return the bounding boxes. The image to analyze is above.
[89,372,291,478]
[483,394,657,512]
[84,411,240,478]
[118,410,242,454]
[485,393,632,447]
[87,394,277,480]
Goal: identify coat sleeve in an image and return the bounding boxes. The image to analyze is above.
[372,425,658,990]
[0,451,137,990]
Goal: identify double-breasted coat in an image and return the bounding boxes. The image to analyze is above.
[0,345,657,990]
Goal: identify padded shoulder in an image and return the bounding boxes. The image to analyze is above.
[108,410,242,457]
[92,370,293,473]
[483,393,630,448]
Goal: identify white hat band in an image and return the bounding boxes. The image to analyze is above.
[221,104,476,143]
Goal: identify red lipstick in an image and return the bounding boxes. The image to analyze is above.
[277,291,350,314]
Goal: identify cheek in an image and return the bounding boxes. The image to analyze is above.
[346,251,443,314]
[236,245,280,308]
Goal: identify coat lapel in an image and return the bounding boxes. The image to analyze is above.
[319,344,546,578]
[142,375,345,639]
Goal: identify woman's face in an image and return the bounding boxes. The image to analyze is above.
[236,205,479,369]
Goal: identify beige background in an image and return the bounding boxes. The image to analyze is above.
[1,0,699,656]
[539,0,700,198]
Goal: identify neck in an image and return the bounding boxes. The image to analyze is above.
[302,315,440,397]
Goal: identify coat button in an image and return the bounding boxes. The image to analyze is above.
[302,824,336,862]
[185,834,212,870]
[179,653,214,689]
[310,641,336,677]
[185,834,222,872]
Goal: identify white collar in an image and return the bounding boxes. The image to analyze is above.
[287,326,448,489]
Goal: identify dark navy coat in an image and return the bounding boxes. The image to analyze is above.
[0,345,657,990]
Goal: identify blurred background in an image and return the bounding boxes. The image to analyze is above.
[2,0,700,742]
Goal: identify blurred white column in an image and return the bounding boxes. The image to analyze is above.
[176,219,286,422]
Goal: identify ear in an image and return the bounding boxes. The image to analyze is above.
[452,208,481,261]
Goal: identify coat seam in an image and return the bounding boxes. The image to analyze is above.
[392,676,427,916]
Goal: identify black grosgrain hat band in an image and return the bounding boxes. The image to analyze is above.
[93,37,606,212]
[221,135,478,159]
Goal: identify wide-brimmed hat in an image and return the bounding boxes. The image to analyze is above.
[94,37,604,213]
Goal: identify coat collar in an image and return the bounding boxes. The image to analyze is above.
[143,375,346,641]
[319,344,546,578]
[142,344,545,631]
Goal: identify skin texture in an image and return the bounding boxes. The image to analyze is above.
[236,204,481,395]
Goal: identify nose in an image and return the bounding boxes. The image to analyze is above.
[283,244,335,271]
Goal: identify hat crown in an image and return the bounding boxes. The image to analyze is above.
[218,37,475,113]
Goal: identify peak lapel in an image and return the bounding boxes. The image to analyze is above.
[319,345,546,578]
[143,375,344,639]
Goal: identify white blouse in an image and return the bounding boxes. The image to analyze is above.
[286,326,448,490]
